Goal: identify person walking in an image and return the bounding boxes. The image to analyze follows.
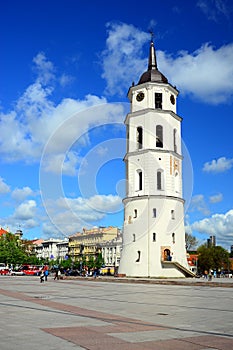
[44,268,49,281]
[40,271,44,283]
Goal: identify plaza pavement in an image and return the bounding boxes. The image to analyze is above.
[0,275,233,350]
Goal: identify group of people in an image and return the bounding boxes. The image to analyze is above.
[40,266,61,283]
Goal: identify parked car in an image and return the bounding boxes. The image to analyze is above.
[0,268,10,275]
[20,265,42,276]
[10,269,25,276]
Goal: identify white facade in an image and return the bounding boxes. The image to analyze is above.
[100,233,122,267]
[118,40,192,278]
[34,239,66,261]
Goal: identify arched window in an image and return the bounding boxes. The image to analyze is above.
[134,209,137,218]
[153,232,156,242]
[136,126,143,149]
[156,125,163,148]
[171,210,175,220]
[133,234,136,242]
[173,129,177,152]
[137,170,143,191]
[153,208,157,217]
[157,170,164,190]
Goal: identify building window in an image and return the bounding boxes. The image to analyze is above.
[137,170,143,191]
[156,125,163,148]
[153,208,157,217]
[133,234,136,242]
[155,93,162,109]
[134,209,138,218]
[172,232,175,244]
[175,171,179,193]
[136,250,141,262]
[157,170,164,190]
[173,129,177,152]
[153,232,156,242]
[171,210,175,220]
[136,126,143,149]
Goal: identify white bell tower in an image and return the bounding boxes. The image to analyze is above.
[118,40,193,278]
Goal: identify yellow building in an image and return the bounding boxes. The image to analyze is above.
[68,226,120,263]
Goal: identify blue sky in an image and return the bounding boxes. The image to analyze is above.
[1,0,233,250]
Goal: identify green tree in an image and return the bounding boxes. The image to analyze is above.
[95,253,104,269]
[197,244,229,273]
[0,233,28,265]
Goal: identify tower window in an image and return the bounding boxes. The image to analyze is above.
[136,250,141,262]
[173,129,177,152]
[156,125,163,148]
[157,170,164,190]
[155,93,162,109]
[136,126,143,149]
[134,209,138,218]
[153,208,157,217]
[172,232,175,244]
[153,232,156,242]
[137,170,143,191]
[133,234,136,242]
[171,210,175,220]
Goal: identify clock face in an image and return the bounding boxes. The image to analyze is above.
[136,92,145,102]
[170,94,175,105]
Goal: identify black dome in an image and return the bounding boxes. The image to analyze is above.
[138,40,168,85]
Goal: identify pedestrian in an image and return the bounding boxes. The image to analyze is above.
[40,271,44,283]
[54,269,58,280]
[44,268,49,281]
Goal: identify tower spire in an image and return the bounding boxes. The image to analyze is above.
[138,36,168,85]
[148,33,157,70]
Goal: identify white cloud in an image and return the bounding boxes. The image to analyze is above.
[189,194,210,215]
[209,193,223,203]
[42,194,123,237]
[0,177,10,194]
[0,49,124,166]
[101,22,233,104]
[191,209,233,248]
[101,22,148,95]
[59,74,74,87]
[197,0,232,22]
[13,200,37,220]
[32,52,55,85]
[11,187,35,202]
[203,157,233,173]
[159,43,233,104]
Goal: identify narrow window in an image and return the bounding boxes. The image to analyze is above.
[136,250,141,262]
[172,232,175,244]
[153,208,157,217]
[138,170,142,191]
[134,209,137,218]
[175,171,179,193]
[156,125,163,148]
[157,170,163,190]
[133,234,136,242]
[173,129,177,152]
[136,126,143,149]
[153,232,156,242]
[155,93,162,109]
[171,210,175,220]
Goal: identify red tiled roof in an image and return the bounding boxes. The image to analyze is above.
[0,227,8,236]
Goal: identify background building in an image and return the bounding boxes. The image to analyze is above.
[68,226,120,265]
